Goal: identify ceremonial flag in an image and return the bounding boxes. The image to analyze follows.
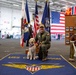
[20,0,30,47]
[20,0,25,47]
[25,0,30,24]
[24,0,30,42]
[51,11,65,34]
[22,0,30,25]
[33,0,39,37]
[41,0,50,33]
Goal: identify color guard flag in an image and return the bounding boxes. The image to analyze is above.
[25,0,30,24]
[41,0,50,33]
[33,1,39,37]
[24,0,30,42]
[20,0,25,47]
[20,0,30,47]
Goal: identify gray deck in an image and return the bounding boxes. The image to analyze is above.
[0,39,76,67]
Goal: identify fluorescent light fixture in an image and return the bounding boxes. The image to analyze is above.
[31,8,34,10]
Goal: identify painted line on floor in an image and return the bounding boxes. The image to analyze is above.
[60,55,76,69]
[0,54,11,61]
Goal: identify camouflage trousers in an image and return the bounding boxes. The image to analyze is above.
[38,44,50,60]
[69,42,75,59]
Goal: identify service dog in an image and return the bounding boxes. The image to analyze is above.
[27,38,36,60]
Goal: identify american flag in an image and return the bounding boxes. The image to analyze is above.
[51,11,65,34]
[33,1,39,37]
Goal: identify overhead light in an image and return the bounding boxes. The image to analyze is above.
[31,8,34,10]
[13,4,19,7]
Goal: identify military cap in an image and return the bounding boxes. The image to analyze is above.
[40,24,44,28]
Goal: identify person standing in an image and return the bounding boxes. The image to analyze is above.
[35,24,50,61]
[29,25,33,38]
[69,29,76,62]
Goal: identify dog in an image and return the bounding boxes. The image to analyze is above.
[27,38,36,60]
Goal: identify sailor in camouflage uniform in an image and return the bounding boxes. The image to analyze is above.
[35,24,50,61]
[69,28,76,62]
